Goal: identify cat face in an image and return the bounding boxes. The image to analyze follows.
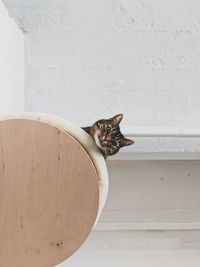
[90,114,134,158]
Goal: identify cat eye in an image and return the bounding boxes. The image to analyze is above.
[106,126,111,133]
[111,141,117,146]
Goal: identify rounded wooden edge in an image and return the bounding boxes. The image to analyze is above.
[0,113,109,221]
[0,119,99,267]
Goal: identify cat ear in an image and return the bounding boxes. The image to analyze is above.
[121,138,134,147]
[110,114,123,125]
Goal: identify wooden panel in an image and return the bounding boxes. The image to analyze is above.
[0,119,99,267]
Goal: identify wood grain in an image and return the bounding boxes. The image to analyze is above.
[0,119,99,267]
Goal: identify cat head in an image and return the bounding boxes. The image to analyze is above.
[90,114,134,158]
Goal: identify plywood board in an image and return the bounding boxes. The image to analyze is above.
[0,119,99,267]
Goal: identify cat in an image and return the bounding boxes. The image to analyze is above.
[82,114,134,159]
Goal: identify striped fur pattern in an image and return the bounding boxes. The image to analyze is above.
[82,114,134,159]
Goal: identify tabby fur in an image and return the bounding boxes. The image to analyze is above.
[82,114,134,159]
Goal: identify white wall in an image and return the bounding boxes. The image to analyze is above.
[60,251,200,267]
[0,0,24,115]
[2,0,200,127]
[21,0,200,128]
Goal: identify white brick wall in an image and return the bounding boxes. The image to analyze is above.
[4,0,195,127]
[3,0,200,126]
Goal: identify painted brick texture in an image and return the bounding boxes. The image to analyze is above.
[3,0,200,126]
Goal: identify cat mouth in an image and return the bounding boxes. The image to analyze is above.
[101,140,108,146]
[97,136,108,146]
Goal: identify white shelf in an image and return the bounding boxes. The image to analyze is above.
[123,126,200,137]
[95,222,200,231]
[110,152,200,160]
[109,127,200,160]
